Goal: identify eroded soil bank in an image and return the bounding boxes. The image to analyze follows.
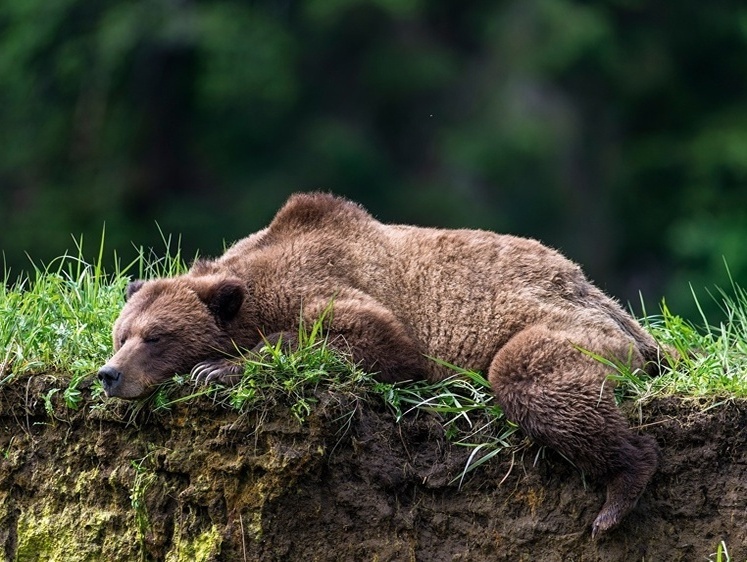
[0,374,745,561]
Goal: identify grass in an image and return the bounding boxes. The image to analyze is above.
[610,275,747,404]
[2,240,747,457]
[711,541,731,562]
[0,232,188,405]
[150,312,375,424]
[377,361,522,486]
[1,238,123,407]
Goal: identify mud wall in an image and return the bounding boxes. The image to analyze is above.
[1,374,745,561]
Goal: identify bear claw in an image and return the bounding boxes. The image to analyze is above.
[191,359,243,386]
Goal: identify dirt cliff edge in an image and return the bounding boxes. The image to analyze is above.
[1,375,745,561]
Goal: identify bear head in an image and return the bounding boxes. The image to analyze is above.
[98,274,248,399]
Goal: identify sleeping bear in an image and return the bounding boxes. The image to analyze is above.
[99,192,663,537]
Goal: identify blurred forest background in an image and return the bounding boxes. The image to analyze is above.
[1,0,746,321]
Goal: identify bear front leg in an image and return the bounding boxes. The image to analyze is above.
[191,332,298,386]
[303,295,433,383]
[488,325,659,537]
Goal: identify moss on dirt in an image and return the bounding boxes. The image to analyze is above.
[166,524,222,562]
[15,503,124,562]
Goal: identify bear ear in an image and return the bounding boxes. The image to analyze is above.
[126,280,145,301]
[194,278,245,323]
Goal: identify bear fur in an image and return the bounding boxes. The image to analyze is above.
[99,192,662,537]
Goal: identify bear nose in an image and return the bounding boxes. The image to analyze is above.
[98,365,122,388]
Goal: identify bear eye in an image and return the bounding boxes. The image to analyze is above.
[143,335,161,344]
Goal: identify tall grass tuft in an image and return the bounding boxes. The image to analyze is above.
[0,231,187,406]
[614,275,747,403]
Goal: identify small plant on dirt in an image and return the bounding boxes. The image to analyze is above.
[709,540,731,562]
[130,454,158,560]
[227,313,372,421]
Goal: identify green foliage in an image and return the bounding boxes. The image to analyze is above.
[1,1,746,322]
[129,454,157,559]
[606,280,747,403]
[0,233,187,400]
[709,541,731,562]
[153,313,375,424]
[227,339,367,423]
[0,238,125,394]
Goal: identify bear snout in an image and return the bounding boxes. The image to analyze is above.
[98,365,122,393]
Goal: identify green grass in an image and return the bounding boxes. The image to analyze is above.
[377,361,522,486]
[2,241,747,434]
[0,231,188,407]
[150,312,376,424]
[611,277,747,404]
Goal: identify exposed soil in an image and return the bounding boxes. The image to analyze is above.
[0,374,745,561]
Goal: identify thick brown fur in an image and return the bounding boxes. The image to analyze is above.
[99,192,663,537]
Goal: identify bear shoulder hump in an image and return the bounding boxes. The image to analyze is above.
[268,192,373,234]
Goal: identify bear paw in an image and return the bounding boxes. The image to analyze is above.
[591,509,619,539]
[191,358,243,386]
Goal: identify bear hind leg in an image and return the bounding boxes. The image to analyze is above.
[591,432,659,537]
[488,326,659,537]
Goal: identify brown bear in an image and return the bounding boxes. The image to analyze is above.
[99,192,662,537]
